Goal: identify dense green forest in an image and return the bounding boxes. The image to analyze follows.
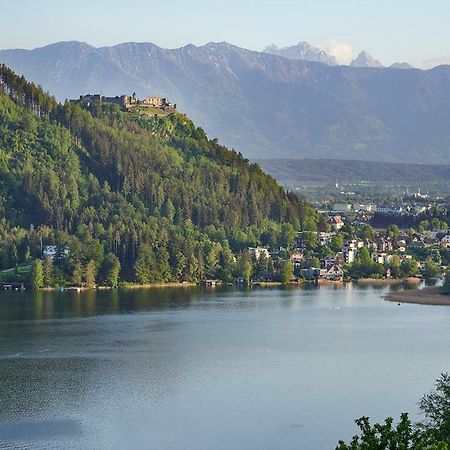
[0,64,319,287]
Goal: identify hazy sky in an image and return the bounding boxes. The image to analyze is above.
[1,0,450,65]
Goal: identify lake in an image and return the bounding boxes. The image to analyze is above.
[0,282,449,449]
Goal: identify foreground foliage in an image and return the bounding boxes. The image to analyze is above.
[336,414,447,450]
[337,374,450,449]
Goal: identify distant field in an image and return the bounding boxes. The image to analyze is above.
[131,105,175,117]
[0,264,32,283]
[1,264,31,275]
[257,159,450,185]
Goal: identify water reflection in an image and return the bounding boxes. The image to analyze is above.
[0,282,426,322]
[0,282,449,450]
[0,287,201,321]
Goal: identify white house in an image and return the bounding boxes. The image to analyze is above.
[352,203,375,213]
[43,245,69,261]
[248,247,270,260]
[319,232,336,246]
[324,265,344,281]
[376,205,403,215]
[290,252,304,268]
[396,240,407,253]
[343,247,356,264]
[332,204,352,213]
[321,255,338,270]
[328,216,344,231]
[371,252,393,265]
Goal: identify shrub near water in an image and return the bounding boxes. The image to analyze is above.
[337,374,450,449]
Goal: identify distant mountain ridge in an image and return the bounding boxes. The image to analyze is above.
[350,50,384,68]
[258,158,450,185]
[263,42,337,65]
[2,41,450,163]
[264,43,417,69]
[389,62,415,69]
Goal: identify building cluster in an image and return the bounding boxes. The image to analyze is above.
[331,202,430,216]
[243,201,450,284]
[327,189,443,220]
[71,92,173,112]
[294,227,450,281]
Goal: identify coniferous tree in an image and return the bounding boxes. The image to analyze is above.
[43,255,53,287]
[279,260,294,283]
[31,259,44,290]
[237,252,253,285]
[100,253,121,288]
[72,261,83,285]
[85,260,97,289]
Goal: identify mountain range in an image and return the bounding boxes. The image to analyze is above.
[350,50,384,68]
[2,41,450,163]
[263,42,338,65]
[263,44,415,69]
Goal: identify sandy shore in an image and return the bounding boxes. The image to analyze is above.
[317,278,344,284]
[385,287,450,306]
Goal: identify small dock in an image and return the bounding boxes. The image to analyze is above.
[201,279,220,288]
[1,282,25,291]
[65,286,82,292]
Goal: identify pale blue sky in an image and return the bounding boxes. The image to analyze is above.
[1,0,449,65]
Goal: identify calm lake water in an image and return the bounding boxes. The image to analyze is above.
[0,282,449,449]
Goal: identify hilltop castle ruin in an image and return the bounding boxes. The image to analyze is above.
[71,92,173,111]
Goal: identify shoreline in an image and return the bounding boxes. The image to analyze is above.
[385,286,450,306]
[120,282,197,289]
[11,277,426,292]
[356,277,421,285]
[34,282,199,291]
[317,278,343,284]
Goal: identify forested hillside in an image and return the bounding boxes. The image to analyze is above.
[0,64,319,286]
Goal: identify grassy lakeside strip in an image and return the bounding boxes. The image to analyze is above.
[385,286,450,306]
